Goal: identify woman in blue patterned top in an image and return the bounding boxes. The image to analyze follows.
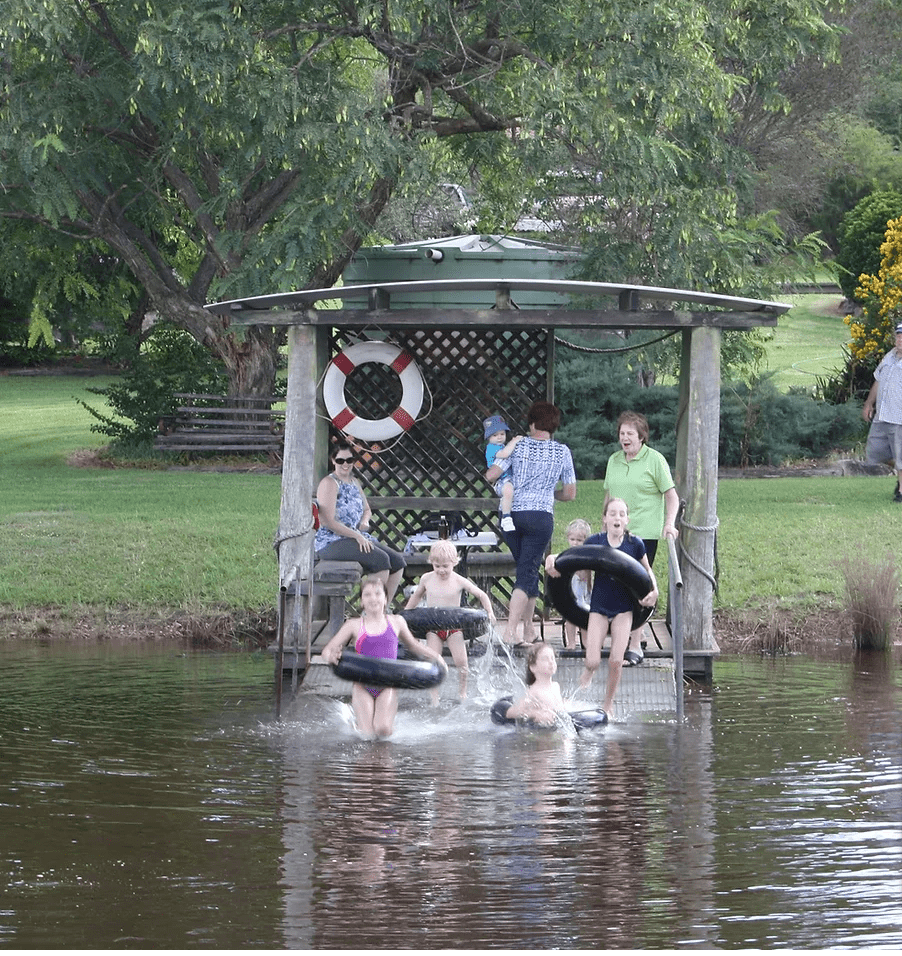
[315,442,407,605]
[485,401,576,646]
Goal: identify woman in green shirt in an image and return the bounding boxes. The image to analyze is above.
[603,411,679,664]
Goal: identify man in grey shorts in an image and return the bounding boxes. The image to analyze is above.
[863,321,902,503]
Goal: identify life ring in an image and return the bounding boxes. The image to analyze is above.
[400,606,489,641]
[331,649,445,690]
[546,544,655,632]
[323,341,424,441]
[489,696,608,731]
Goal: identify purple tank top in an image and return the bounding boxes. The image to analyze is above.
[355,617,399,660]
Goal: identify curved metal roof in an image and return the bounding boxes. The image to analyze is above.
[207,277,790,315]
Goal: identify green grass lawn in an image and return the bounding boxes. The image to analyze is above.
[1,374,281,611]
[760,293,850,392]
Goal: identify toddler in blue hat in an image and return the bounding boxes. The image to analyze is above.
[483,414,520,532]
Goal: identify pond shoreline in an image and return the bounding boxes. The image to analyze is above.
[3,603,898,655]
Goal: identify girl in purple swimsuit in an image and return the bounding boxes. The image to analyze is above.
[320,579,446,738]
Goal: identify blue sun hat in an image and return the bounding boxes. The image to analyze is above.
[896,322,902,333]
[483,414,510,440]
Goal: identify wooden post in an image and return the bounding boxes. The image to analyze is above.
[277,323,319,598]
[674,326,720,656]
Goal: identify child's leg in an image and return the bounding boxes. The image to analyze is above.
[446,631,469,698]
[563,619,576,648]
[579,612,605,690]
[499,483,515,532]
[351,683,377,736]
[602,612,632,716]
[427,632,443,705]
[372,687,399,738]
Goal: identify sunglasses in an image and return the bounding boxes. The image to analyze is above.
[334,455,356,463]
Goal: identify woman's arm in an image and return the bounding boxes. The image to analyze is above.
[662,486,679,539]
[555,482,576,502]
[358,487,372,532]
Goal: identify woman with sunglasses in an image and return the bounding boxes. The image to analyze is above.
[314,442,407,604]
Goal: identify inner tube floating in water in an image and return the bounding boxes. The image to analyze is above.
[331,649,445,690]
[490,696,608,731]
[546,544,655,632]
[400,606,489,641]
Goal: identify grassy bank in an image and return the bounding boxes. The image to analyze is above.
[2,370,899,643]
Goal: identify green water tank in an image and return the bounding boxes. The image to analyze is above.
[342,234,583,310]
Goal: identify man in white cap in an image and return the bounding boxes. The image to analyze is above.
[862,322,902,502]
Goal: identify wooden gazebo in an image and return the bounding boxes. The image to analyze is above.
[209,239,790,678]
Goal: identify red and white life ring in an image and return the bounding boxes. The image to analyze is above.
[322,341,424,441]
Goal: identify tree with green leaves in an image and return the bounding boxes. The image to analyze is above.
[1,0,841,396]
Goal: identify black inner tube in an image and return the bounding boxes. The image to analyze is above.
[546,544,655,631]
[490,696,608,730]
[400,606,489,640]
[331,649,445,689]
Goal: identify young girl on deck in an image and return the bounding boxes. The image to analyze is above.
[320,578,447,738]
[505,643,567,727]
[561,518,592,650]
[545,498,658,720]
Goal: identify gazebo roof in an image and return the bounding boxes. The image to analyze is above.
[208,277,790,330]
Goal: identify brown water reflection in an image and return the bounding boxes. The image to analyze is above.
[0,640,899,949]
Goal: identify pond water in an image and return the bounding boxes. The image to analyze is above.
[1,638,900,950]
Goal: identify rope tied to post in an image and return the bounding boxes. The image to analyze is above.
[677,508,720,593]
[272,513,315,557]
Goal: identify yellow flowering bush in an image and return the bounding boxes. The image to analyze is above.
[846,217,902,364]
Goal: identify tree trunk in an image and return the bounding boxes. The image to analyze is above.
[213,323,282,399]
[154,294,281,398]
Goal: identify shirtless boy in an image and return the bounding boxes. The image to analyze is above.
[405,540,496,701]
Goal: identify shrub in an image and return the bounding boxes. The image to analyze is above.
[719,375,862,467]
[848,215,902,365]
[78,322,229,443]
[835,190,902,301]
[835,548,899,651]
[555,347,861,474]
[554,347,677,478]
[821,215,902,402]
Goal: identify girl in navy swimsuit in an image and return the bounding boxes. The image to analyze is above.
[321,578,446,738]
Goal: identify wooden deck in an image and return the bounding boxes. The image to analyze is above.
[276,615,715,718]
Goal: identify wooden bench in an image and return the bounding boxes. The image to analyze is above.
[155,393,284,455]
[275,560,362,676]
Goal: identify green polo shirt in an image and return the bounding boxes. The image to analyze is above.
[603,443,674,540]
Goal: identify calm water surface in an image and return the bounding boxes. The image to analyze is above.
[0,638,899,949]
